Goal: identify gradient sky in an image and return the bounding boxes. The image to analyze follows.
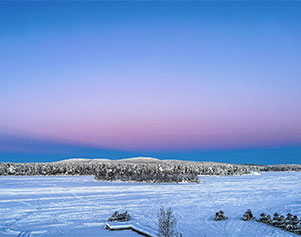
[1,2,301,164]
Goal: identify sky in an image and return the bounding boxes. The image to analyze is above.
[0,2,301,164]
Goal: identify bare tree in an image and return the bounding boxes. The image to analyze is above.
[157,207,177,237]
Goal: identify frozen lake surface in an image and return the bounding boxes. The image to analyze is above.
[1,172,301,236]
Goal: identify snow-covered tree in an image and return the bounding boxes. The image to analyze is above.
[157,207,178,237]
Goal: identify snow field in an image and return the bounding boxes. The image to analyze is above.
[1,172,301,236]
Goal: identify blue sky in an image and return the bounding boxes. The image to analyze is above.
[0,2,300,164]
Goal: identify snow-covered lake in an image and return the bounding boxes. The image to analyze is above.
[1,172,301,236]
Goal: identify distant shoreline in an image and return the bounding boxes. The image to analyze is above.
[1,157,301,183]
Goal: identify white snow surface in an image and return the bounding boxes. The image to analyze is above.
[1,172,301,237]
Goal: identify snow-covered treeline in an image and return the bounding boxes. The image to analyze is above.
[0,158,300,183]
[94,162,200,183]
[258,164,301,172]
